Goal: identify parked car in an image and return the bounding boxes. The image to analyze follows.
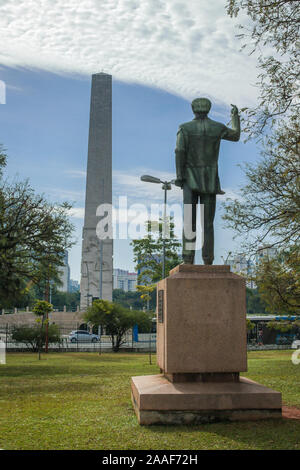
[291,340,300,350]
[68,330,99,343]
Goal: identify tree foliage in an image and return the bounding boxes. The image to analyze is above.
[50,289,80,311]
[131,218,181,285]
[136,284,156,311]
[0,148,74,306]
[33,300,53,317]
[112,289,145,310]
[0,145,7,177]
[223,120,300,251]
[224,2,300,314]
[246,318,255,332]
[11,323,60,352]
[254,247,300,315]
[267,317,300,343]
[267,318,300,334]
[227,0,300,136]
[246,287,267,314]
[84,299,152,352]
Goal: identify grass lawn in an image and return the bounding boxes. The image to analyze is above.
[0,350,300,450]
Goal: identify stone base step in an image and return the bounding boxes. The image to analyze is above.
[131,374,282,425]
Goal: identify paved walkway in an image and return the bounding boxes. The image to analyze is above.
[282,406,300,420]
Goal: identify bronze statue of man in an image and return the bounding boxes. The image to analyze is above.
[175,98,240,265]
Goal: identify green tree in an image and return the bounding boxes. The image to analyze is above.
[0,145,7,177]
[227,0,299,136]
[131,217,181,284]
[268,319,295,333]
[11,324,60,352]
[136,284,156,311]
[33,300,53,358]
[84,299,151,352]
[254,248,300,315]
[246,287,267,314]
[224,1,300,259]
[33,299,53,318]
[246,318,255,332]
[112,289,144,310]
[0,148,74,307]
[223,121,300,252]
[47,289,80,311]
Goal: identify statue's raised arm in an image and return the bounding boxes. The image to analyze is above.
[221,104,240,142]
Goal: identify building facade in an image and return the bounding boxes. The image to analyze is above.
[113,269,137,292]
[227,254,255,289]
[58,251,70,292]
[227,246,278,289]
[255,246,278,263]
[69,279,80,293]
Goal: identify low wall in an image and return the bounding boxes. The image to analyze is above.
[0,311,86,328]
[247,344,292,351]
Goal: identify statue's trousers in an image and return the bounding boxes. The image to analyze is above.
[182,183,216,264]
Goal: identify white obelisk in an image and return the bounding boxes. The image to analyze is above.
[80,73,113,310]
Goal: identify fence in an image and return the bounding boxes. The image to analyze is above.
[0,322,296,354]
[0,323,157,353]
[0,306,80,314]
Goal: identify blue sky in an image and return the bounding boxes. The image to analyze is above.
[0,0,263,281]
[0,65,260,281]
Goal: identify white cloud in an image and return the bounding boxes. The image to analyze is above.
[66,166,181,220]
[113,168,181,203]
[0,0,258,106]
[64,166,243,218]
[217,188,242,201]
[68,207,85,219]
[64,169,86,178]
[113,168,243,204]
[46,187,85,201]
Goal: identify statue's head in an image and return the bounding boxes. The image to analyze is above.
[191,98,211,117]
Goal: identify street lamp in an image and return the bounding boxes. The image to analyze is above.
[99,240,103,299]
[84,261,91,308]
[140,174,175,279]
[221,251,232,265]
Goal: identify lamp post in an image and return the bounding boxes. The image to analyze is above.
[84,261,91,308]
[140,175,174,279]
[221,251,232,265]
[99,240,103,299]
[45,278,50,354]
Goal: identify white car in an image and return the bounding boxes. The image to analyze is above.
[291,340,300,349]
[68,330,99,343]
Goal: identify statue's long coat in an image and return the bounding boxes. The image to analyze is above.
[175,114,240,194]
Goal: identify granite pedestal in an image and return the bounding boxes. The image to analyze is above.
[131,265,282,424]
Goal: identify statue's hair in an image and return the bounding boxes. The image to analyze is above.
[191,98,211,114]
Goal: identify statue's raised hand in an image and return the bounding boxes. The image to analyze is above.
[230,104,239,116]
